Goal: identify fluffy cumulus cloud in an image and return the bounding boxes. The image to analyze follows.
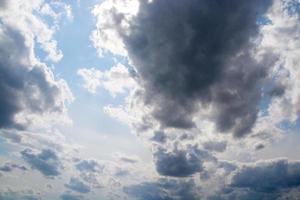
[0,1,76,195]
[258,0,300,126]
[77,63,136,96]
[93,0,275,137]
[230,159,300,192]
[21,148,62,177]
[65,177,91,194]
[92,0,300,199]
[91,0,140,56]
[206,159,300,200]
[0,0,73,130]
[1,0,300,199]
[154,144,211,177]
[77,68,103,94]
[93,0,274,179]
[75,159,102,173]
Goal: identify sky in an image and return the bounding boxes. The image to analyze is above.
[0,0,300,199]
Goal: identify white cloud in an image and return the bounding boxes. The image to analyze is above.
[0,0,68,63]
[91,0,140,56]
[102,63,136,96]
[0,0,74,130]
[77,68,103,94]
[77,63,136,96]
[259,0,300,125]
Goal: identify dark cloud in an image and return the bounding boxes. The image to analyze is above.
[109,0,274,137]
[21,148,62,177]
[206,159,300,200]
[0,23,70,130]
[75,159,103,189]
[208,188,280,200]
[154,145,211,177]
[65,178,91,194]
[60,193,83,200]
[75,160,102,173]
[203,141,227,153]
[151,131,167,143]
[217,161,238,174]
[124,179,200,200]
[0,162,27,172]
[278,187,300,200]
[269,84,286,97]
[230,159,300,192]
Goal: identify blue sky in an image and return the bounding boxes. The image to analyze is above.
[1,0,300,199]
[48,0,150,161]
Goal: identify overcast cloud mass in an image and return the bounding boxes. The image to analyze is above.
[1,0,300,199]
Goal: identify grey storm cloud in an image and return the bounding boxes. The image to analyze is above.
[21,148,62,177]
[0,162,27,172]
[208,188,280,200]
[207,159,300,200]
[74,159,103,189]
[110,0,274,137]
[124,179,200,200]
[230,159,300,192]
[154,145,211,177]
[65,178,91,194]
[151,131,167,143]
[75,160,102,173]
[0,23,70,129]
